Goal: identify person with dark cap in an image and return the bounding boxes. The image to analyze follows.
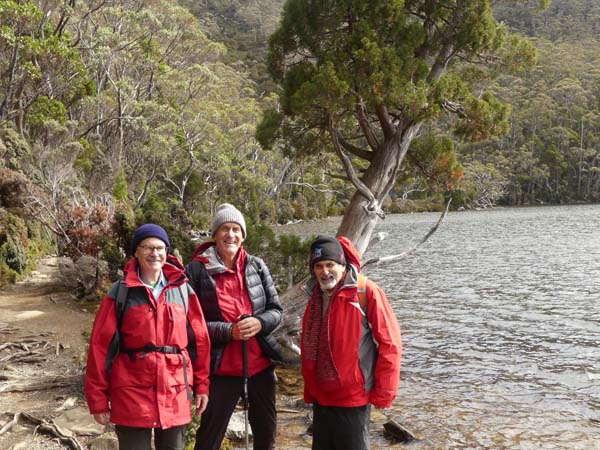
[301,235,402,450]
[85,224,211,450]
[186,203,283,450]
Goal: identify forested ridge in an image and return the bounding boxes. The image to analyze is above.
[1,0,598,287]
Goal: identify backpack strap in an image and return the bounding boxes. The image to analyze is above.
[177,283,190,314]
[106,277,127,376]
[357,274,368,313]
[115,277,128,328]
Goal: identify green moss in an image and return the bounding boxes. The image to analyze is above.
[0,210,53,287]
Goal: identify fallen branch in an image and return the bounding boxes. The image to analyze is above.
[0,374,80,393]
[0,354,47,364]
[0,342,30,352]
[362,197,451,269]
[0,412,85,450]
[277,408,303,414]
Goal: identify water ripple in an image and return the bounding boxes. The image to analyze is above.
[365,205,600,449]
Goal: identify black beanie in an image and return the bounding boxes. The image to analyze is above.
[309,235,346,269]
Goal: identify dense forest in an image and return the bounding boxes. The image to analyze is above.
[1,0,599,288]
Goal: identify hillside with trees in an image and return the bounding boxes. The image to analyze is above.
[463,0,600,206]
[1,0,599,288]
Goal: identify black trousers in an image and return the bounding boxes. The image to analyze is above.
[194,366,277,450]
[312,402,371,450]
[114,424,186,450]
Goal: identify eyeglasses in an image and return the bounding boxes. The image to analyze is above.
[138,245,167,254]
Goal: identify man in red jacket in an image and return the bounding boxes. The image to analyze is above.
[301,235,402,450]
[85,224,211,450]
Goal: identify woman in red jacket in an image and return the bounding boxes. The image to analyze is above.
[301,235,402,450]
[85,224,211,450]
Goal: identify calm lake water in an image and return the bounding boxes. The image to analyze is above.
[280,204,600,449]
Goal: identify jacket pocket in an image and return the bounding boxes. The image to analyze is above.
[165,353,187,389]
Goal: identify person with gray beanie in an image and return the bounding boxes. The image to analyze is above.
[186,204,283,450]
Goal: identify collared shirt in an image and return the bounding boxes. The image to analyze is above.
[138,269,167,300]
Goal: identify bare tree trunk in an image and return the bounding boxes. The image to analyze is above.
[337,124,420,254]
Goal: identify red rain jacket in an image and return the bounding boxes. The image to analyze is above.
[85,256,211,428]
[301,236,402,408]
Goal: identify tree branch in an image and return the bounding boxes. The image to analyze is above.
[355,96,380,151]
[330,123,376,205]
[375,103,395,140]
[362,197,451,269]
[336,132,374,161]
[442,99,467,117]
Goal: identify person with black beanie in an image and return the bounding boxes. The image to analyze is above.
[301,235,402,450]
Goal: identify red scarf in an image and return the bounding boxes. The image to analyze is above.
[303,290,342,390]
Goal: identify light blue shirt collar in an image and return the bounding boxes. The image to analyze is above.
[138,269,167,300]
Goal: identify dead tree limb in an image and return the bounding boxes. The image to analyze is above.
[362,197,451,269]
[0,412,85,450]
[0,375,80,393]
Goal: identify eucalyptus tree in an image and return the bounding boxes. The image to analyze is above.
[260,0,543,253]
[0,0,88,134]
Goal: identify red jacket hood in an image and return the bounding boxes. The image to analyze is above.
[190,241,216,263]
[337,236,361,272]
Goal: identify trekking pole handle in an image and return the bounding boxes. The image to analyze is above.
[239,314,250,379]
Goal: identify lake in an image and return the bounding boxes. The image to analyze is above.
[280,204,600,449]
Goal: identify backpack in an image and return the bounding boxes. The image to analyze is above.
[357,274,368,313]
[105,279,190,374]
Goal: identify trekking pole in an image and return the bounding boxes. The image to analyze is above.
[240,314,250,450]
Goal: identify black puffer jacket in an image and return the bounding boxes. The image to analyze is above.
[186,242,283,372]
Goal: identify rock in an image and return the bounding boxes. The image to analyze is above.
[13,310,45,320]
[53,407,105,436]
[382,417,418,443]
[54,396,78,411]
[88,436,119,450]
[225,411,253,441]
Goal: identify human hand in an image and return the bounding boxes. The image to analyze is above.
[232,316,262,341]
[195,394,209,416]
[93,412,110,425]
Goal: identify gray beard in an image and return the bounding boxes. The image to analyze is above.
[319,277,337,291]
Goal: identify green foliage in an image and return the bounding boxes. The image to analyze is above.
[407,134,464,191]
[261,0,535,243]
[0,123,31,170]
[255,108,283,150]
[454,92,512,142]
[0,209,52,286]
[74,138,96,173]
[112,169,128,202]
[244,222,313,289]
[27,96,67,127]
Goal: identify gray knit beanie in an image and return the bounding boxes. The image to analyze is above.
[211,203,246,237]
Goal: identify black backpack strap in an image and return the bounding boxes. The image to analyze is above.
[115,278,128,328]
[105,278,127,376]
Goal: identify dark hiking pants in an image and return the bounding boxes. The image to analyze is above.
[194,366,277,450]
[311,402,371,450]
[114,424,186,450]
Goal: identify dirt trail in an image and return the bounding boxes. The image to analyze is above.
[0,257,95,450]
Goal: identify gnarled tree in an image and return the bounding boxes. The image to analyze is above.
[259,0,544,253]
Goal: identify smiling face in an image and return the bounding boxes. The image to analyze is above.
[134,237,167,278]
[312,259,346,293]
[214,222,245,263]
